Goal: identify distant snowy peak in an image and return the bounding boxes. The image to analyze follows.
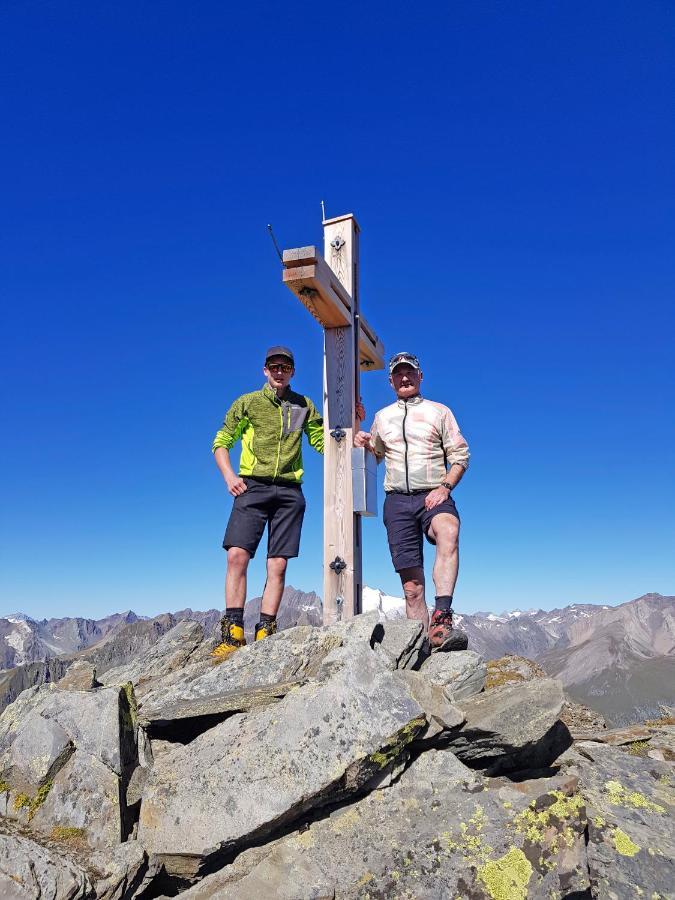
[1,612,37,625]
[362,586,406,619]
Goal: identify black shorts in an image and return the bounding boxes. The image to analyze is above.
[383,490,460,572]
[223,478,306,559]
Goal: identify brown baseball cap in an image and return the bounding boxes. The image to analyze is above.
[265,346,295,365]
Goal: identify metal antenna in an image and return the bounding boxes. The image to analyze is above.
[267,224,283,262]
[320,199,326,222]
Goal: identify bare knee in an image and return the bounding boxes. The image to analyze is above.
[227,547,250,572]
[432,517,460,553]
[267,557,288,579]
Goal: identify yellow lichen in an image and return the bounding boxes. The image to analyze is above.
[0,780,10,794]
[511,790,585,847]
[477,847,533,900]
[604,781,665,813]
[368,716,425,769]
[121,682,138,731]
[627,740,650,757]
[13,793,30,811]
[49,826,86,846]
[593,816,605,828]
[612,827,640,857]
[12,780,53,820]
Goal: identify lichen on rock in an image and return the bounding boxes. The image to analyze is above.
[477,847,533,900]
[604,780,666,813]
[612,827,640,857]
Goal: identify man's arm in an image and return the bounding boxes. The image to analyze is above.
[303,398,324,454]
[212,396,249,496]
[354,413,385,459]
[425,407,470,510]
[214,447,247,496]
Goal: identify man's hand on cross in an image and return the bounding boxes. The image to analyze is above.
[354,431,372,449]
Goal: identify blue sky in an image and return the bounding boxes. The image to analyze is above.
[1,0,673,620]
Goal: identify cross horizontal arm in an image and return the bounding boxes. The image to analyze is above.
[282,246,384,371]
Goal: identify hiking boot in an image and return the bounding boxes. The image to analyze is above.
[254,619,278,642]
[428,609,469,652]
[211,615,246,660]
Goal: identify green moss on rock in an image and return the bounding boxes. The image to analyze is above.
[121,681,138,731]
[368,716,426,769]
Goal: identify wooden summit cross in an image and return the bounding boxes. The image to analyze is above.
[282,213,384,625]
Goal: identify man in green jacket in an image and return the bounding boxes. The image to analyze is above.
[211,346,324,658]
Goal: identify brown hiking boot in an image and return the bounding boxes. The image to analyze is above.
[428,609,468,652]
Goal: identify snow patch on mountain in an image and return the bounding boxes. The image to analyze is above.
[362,586,405,618]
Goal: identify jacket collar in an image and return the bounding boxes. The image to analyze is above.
[262,383,291,403]
[396,393,424,408]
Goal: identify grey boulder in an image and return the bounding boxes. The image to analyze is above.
[445,677,571,774]
[0,829,93,899]
[419,649,487,700]
[560,740,674,899]
[137,642,426,877]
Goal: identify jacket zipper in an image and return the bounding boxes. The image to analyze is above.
[273,402,283,479]
[402,400,410,493]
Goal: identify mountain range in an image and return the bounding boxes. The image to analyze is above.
[1,589,672,726]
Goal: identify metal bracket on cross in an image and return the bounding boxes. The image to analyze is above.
[281,214,385,624]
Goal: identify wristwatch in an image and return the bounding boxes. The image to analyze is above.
[441,481,453,492]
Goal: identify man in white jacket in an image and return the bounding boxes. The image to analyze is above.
[355,352,470,650]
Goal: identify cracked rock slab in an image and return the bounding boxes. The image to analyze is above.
[137,625,344,720]
[176,748,590,899]
[137,645,426,878]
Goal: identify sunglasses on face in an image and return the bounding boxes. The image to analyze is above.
[267,363,293,374]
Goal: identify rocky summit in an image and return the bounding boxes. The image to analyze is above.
[0,614,672,899]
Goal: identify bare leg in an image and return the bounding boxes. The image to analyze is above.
[260,557,288,616]
[225,547,251,609]
[427,514,460,598]
[399,566,429,631]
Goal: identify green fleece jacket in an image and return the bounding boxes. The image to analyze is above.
[212,383,324,483]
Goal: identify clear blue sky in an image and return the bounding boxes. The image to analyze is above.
[2,1,673,620]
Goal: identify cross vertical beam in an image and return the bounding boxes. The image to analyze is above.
[322,214,361,624]
[281,212,384,625]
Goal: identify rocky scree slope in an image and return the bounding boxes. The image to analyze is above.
[0,614,673,899]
